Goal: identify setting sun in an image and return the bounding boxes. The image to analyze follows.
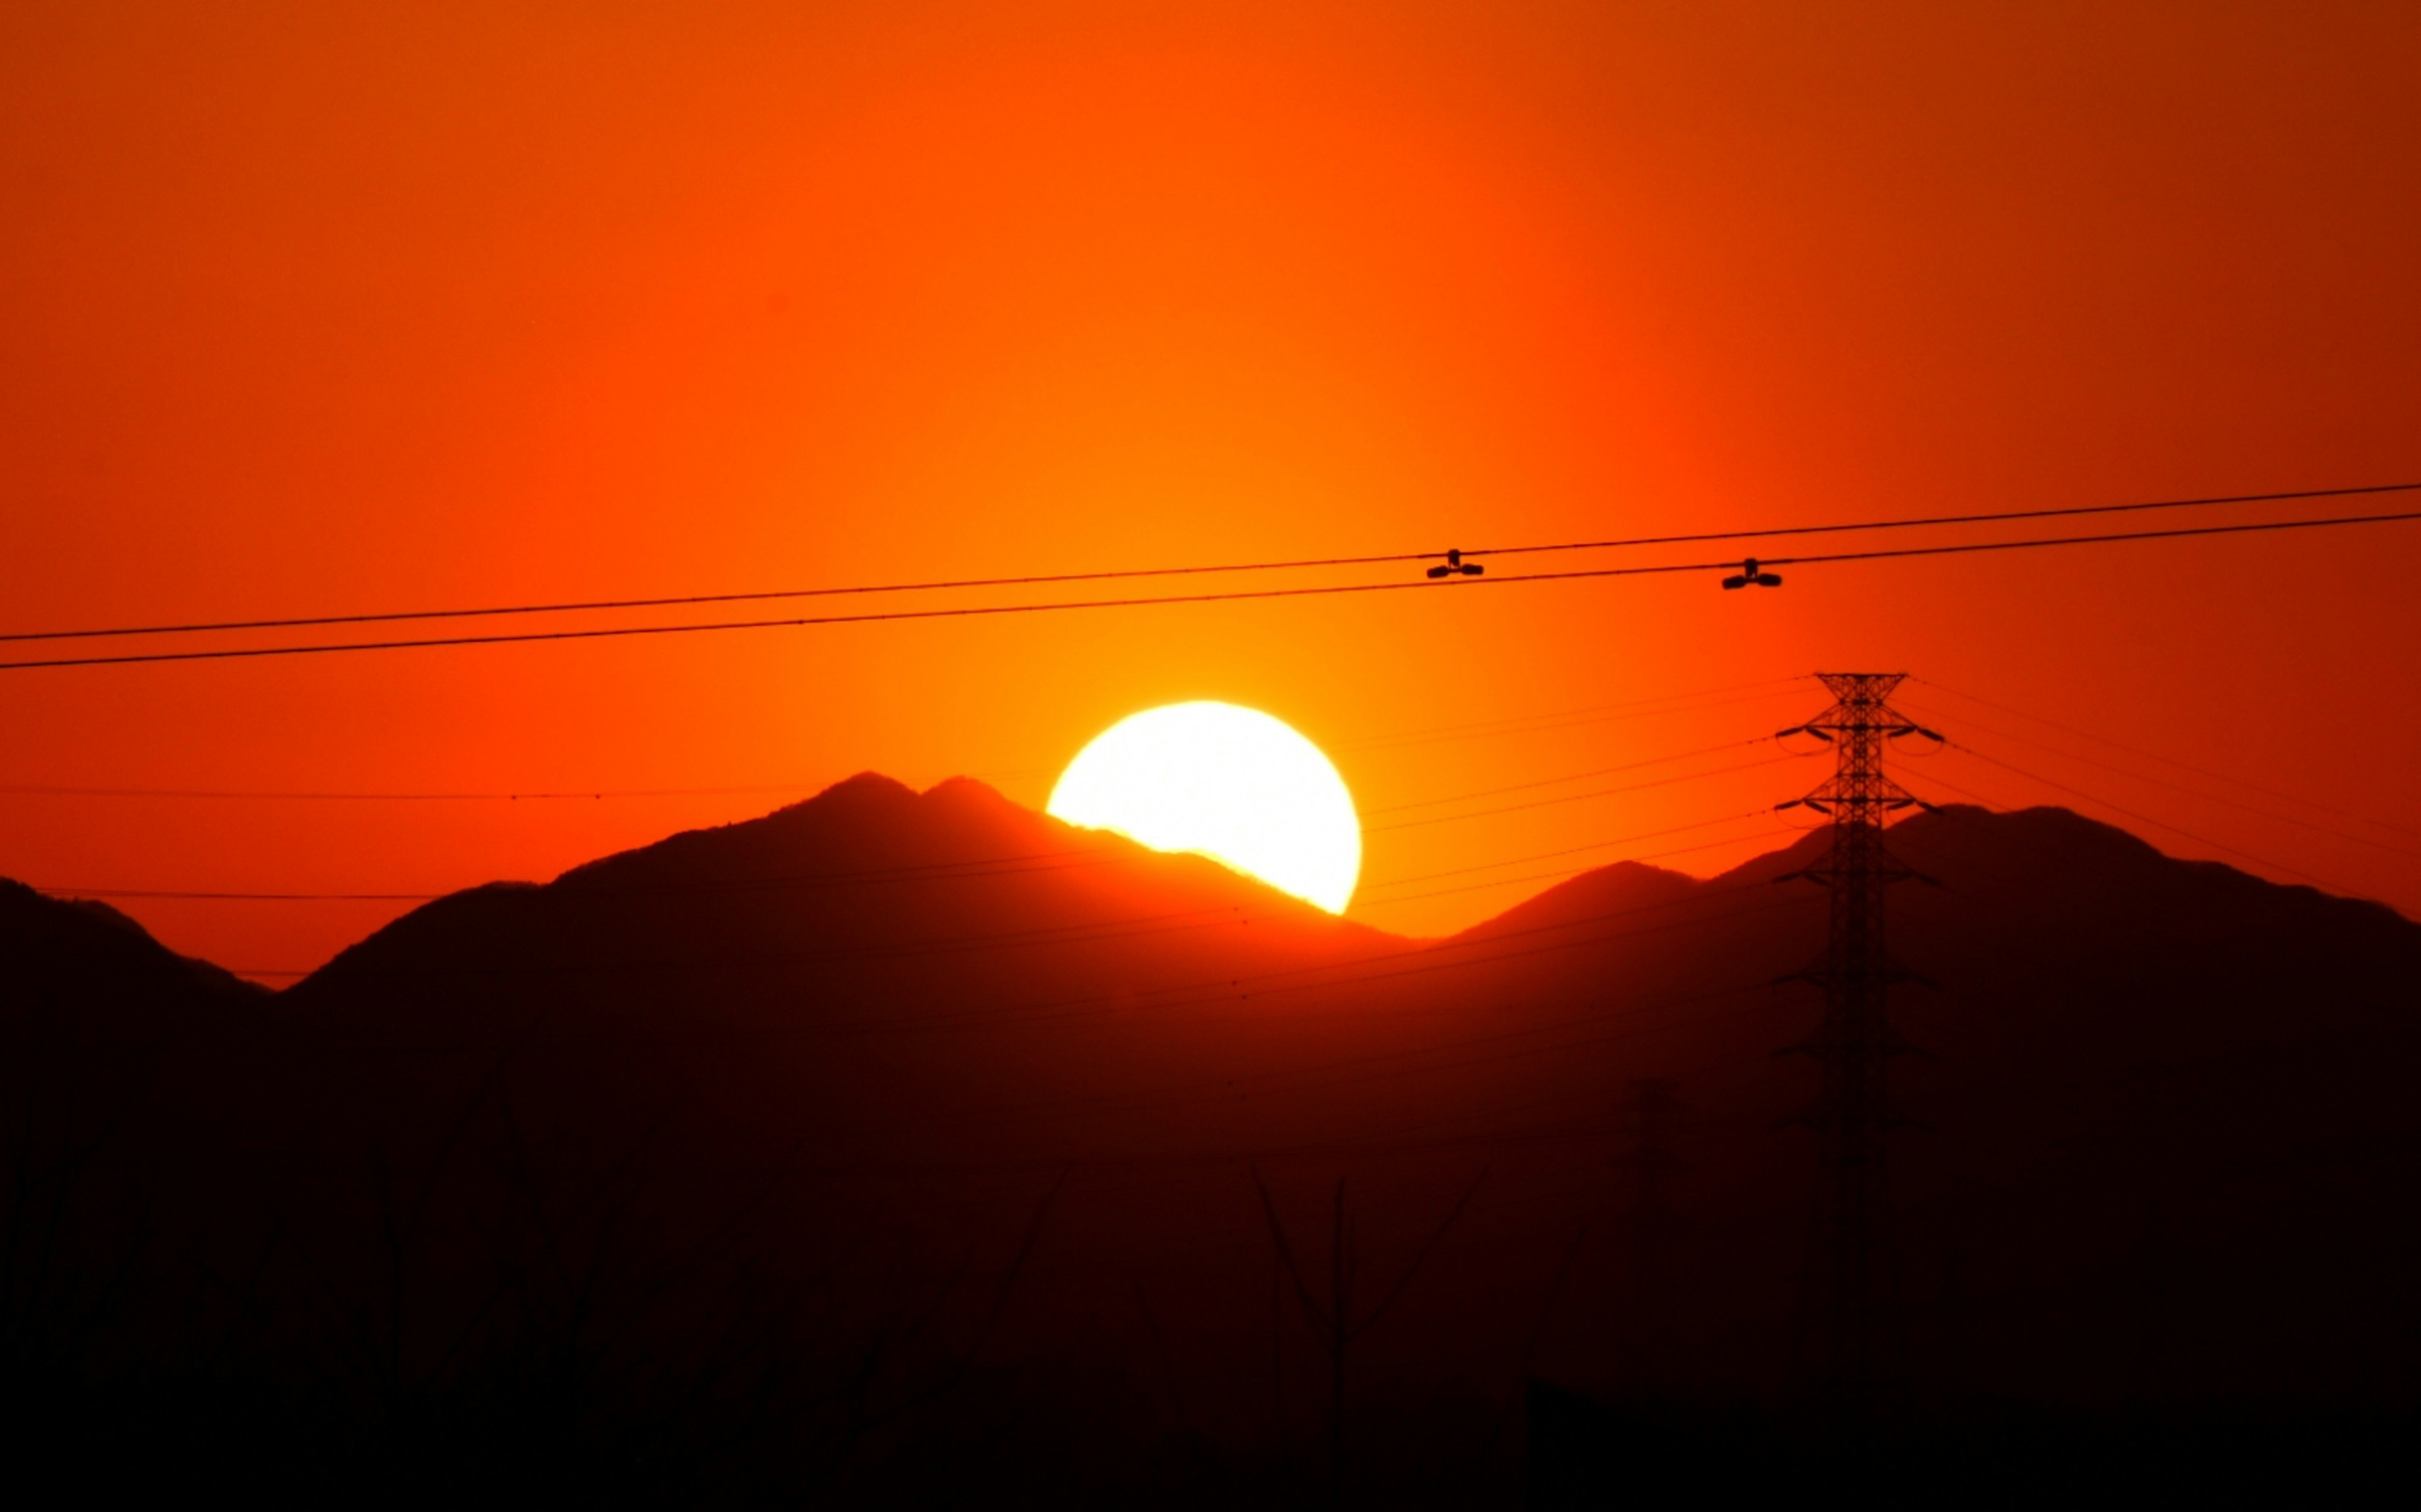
[1047,702,1362,913]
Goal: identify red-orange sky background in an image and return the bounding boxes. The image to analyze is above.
[4,1,2418,981]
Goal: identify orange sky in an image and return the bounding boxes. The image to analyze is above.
[4,1,2418,981]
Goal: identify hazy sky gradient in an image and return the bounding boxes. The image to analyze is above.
[4,1,2417,977]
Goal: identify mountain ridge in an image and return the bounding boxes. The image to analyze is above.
[3,774,2418,1493]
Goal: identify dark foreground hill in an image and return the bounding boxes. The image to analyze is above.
[4,776,2418,1505]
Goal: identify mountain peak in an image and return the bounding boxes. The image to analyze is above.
[920,773,1019,807]
[0,877,268,1003]
[765,768,919,817]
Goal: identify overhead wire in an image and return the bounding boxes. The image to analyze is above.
[1333,681,1809,754]
[649,698,2407,1163]
[48,884,1823,1176]
[1361,824,1798,907]
[201,809,1792,979]
[57,841,1134,903]
[1455,480,2421,561]
[1883,784,2421,1109]
[182,766,2328,1187]
[1359,738,1768,814]
[0,754,1792,897]
[629,887,1808,1042]
[8,481,2410,650]
[34,703,1818,986]
[1367,753,1801,833]
[1898,700,2421,862]
[539,863,1836,1158]
[208,820,1804,981]
[36,655,2401,1025]
[194,775,2334,1174]
[6,505,2420,672]
[1357,809,1782,894]
[1911,756,2360,896]
[1882,787,2419,1044]
[39,668,2400,1194]
[3,677,1804,802]
[228,862,1809,1034]
[0,779,837,802]
[1911,676,2421,841]
[38,717,1802,904]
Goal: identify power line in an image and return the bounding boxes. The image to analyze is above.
[1,678,1805,800]
[1884,799,2421,1051]
[1911,676,2421,841]
[219,843,1801,1019]
[0,780,834,802]
[36,826,1821,1157]
[206,816,1788,977]
[1911,756,2362,896]
[73,889,441,903]
[1357,810,1780,893]
[1460,481,2421,561]
[51,785,1789,909]
[104,948,1808,1175]
[1334,679,1810,754]
[200,823,1777,976]
[76,821,1795,986]
[0,550,1427,646]
[9,482,2410,649]
[491,889,1813,1047]
[204,869,1797,1040]
[1360,826,1794,909]
[1898,703,2421,862]
[45,843,1129,904]
[6,505,2419,673]
[755,763,2406,1168]
[32,721,1798,906]
[1368,753,1801,833]
[1360,738,1768,814]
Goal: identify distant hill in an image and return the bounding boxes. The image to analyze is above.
[4,778,2417,1501]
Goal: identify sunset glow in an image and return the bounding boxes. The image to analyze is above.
[1047,702,1361,913]
[8,6,2421,1497]
[3,3,2418,974]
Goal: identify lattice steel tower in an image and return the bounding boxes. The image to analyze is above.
[1777,672,1932,1410]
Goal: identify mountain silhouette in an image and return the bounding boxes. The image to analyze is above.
[4,776,2417,1501]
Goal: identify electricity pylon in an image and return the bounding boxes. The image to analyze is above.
[1775,672,1934,1412]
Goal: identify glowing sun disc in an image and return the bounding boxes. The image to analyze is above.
[1048,702,1361,913]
